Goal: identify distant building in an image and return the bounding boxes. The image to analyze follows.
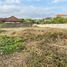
[0,16,20,23]
[56,14,67,18]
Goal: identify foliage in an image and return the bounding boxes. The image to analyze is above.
[0,36,25,54]
[20,16,67,24]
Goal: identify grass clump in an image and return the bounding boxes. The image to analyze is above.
[0,36,25,54]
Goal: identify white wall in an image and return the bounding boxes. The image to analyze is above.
[33,24,67,29]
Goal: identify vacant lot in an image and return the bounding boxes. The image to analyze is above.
[0,27,67,67]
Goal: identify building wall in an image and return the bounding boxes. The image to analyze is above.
[32,24,67,29]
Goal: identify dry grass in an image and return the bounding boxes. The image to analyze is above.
[0,27,67,67]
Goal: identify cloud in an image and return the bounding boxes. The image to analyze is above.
[14,6,67,18]
[0,0,53,18]
[0,3,54,18]
[5,0,21,4]
[52,0,67,3]
[0,0,66,18]
[18,6,54,18]
[26,0,42,2]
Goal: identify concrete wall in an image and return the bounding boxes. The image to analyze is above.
[32,24,67,29]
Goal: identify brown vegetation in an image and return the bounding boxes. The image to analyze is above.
[0,28,67,67]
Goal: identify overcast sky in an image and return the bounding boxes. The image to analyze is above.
[0,0,67,18]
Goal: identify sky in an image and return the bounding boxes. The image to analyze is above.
[0,0,67,18]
